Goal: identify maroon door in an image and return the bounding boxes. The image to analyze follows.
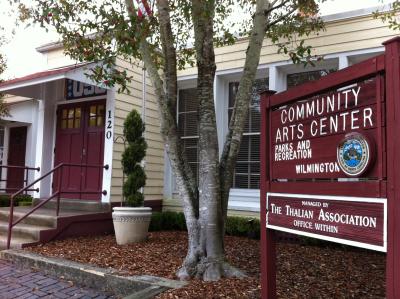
[6,126,27,193]
[54,100,105,200]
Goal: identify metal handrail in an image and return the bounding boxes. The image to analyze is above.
[0,165,40,194]
[6,163,109,249]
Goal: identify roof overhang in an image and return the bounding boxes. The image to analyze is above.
[0,62,109,98]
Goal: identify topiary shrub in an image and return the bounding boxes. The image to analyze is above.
[121,109,147,207]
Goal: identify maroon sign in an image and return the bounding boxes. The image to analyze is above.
[267,193,387,251]
[260,38,400,299]
[271,78,383,179]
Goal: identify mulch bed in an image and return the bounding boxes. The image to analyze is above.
[25,231,385,298]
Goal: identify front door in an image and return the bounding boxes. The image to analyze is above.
[6,126,27,193]
[54,100,105,200]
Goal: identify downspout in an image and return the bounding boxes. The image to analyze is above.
[141,64,146,196]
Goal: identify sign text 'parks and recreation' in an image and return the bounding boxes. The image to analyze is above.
[271,78,378,179]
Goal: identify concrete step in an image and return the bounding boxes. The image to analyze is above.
[0,235,38,249]
[0,250,186,297]
[0,220,54,241]
[33,198,110,212]
[0,209,57,228]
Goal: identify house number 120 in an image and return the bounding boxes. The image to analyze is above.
[106,110,112,139]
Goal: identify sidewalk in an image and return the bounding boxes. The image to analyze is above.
[0,259,116,299]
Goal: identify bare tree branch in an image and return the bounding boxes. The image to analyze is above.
[124,0,198,219]
[156,0,178,118]
[219,0,271,219]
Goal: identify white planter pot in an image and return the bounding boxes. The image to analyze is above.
[112,207,152,245]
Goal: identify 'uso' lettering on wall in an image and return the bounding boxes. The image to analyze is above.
[66,79,107,100]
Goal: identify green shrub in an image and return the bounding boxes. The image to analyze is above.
[18,201,33,207]
[124,111,146,142]
[15,194,33,205]
[149,211,260,239]
[225,216,260,239]
[150,211,187,231]
[0,194,33,207]
[121,109,147,207]
[298,235,335,247]
[0,195,11,207]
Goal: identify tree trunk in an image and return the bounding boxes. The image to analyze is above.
[192,0,225,281]
[220,0,270,235]
[127,0,269,281]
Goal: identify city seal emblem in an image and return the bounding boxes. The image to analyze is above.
[337,132,371,177]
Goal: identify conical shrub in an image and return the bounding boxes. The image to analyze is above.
[121,109,147,207]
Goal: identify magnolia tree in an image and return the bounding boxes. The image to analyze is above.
[0,26,9,117]
[17,0,325,280]
[374,1,400,30]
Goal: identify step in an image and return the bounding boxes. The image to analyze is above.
[0,209,57,228]
[0,235,39,249]
[33,198,110,212]
[0,220,54,241]
[0,250,186,297]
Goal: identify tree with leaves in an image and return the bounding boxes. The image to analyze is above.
[17,0,325,281]
[374,1,400,31]
[0,26,9,118]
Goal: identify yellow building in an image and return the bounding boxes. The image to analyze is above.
[0,6,396,247]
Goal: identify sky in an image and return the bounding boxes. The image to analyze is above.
[0,0,394,79]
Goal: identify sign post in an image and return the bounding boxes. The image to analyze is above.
[260,37,400,299]
[382,37,400,299]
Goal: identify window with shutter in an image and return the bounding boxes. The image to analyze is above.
[0,126,4,180]
[228,78,268,189]
[177,88,199,185]
[287,69,336,89]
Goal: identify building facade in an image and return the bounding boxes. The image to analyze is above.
[0,7,397,218]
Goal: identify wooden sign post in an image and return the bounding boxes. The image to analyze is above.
[260,37,400,299]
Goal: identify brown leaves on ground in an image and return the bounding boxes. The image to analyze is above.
[25,231,385,298]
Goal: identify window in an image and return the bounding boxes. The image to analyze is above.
[89,104,105,127]
[0,126,4,180]
[228,78,268,189]
[287,69,335,89]
[60,107,82,129]
[177,88,199,184]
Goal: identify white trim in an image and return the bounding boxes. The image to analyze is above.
[177,77,197,89]
[213,47,385,81]
[266,192,387,252]
[325,47,384,60]
[0,74,66,93]
[66,66,109,89]
[177,74,198,82]
[56,95,107,106]
[228,188,260,212]
[322,4,392,23]
[214,75,225,157]
[50,98,58,193]
[1,126,9,191]
[338,55,349,70]
[33,99,45,196]
[0,63,109,95]
[242,132,260,136]
[101,89,115,203]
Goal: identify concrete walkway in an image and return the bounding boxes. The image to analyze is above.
[0,259,116,299]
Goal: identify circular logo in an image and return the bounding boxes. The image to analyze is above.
[337,133,371,177]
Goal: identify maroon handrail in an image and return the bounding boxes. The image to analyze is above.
[6,163,109,249]
[0,165,40,170]
[0,165,40,194]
